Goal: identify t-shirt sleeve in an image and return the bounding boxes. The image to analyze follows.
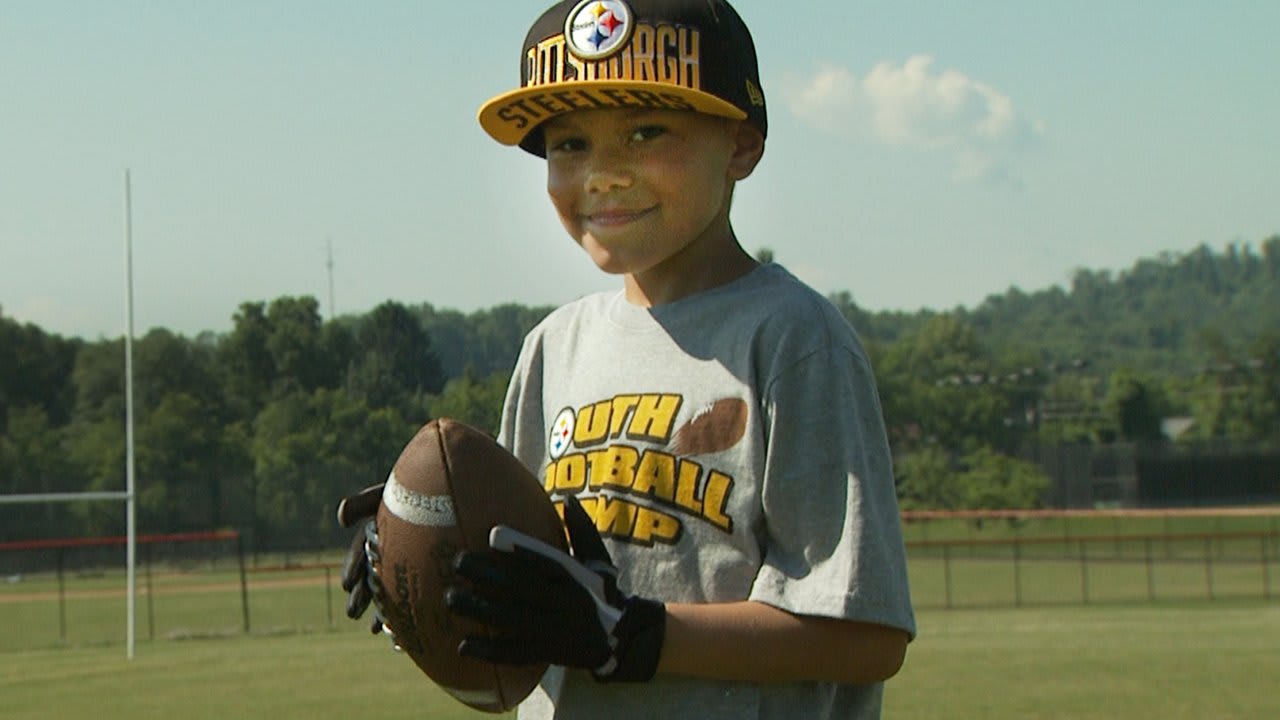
[497,331,548,472]
[748,346,916,639]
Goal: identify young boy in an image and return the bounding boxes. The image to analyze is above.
[343,1,915,718]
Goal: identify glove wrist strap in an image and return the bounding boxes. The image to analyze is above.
[593,598,666,683]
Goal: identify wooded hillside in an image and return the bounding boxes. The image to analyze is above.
[2,236,1277,547]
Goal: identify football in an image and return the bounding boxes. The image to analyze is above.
[374,418,567,713]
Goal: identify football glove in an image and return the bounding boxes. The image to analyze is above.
[336,483,395,643]
[445,495,666,682]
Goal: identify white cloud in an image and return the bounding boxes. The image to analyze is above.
[782,55,1043,183]
[787,64,860,132]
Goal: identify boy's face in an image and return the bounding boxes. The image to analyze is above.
[542,108,761,298]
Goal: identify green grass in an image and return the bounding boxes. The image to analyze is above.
[3,529,1276,718]
[886,603,1280,720]
[2,603,1277,720]
[0,629,506,720]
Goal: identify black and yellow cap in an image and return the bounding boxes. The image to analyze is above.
[478,0,767,156]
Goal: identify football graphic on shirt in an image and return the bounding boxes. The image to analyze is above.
[671,397,749,456]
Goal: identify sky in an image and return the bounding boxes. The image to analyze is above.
[2,0,1277,340]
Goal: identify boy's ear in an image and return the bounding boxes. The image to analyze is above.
[727,122,766,181]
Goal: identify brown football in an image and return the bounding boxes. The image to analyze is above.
[374,418,566,713]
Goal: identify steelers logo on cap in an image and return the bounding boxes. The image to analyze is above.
[563,0,634,61]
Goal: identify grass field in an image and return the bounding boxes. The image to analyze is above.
[3,517,1277,718]
[888,602,1279,719]
[2,601,1277,719]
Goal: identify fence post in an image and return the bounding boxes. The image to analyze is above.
[1261,535,1272,601]
[237,532,250,634]
[943,544,953,610]
[145,541,155,641]
[57,548,67,643]
[1013,539,1023,607]
[1079,540,1090,605]
[1204,536,1215,601]
[325,566,334,629]
[1145,537,1156,602]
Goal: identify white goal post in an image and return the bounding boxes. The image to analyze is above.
[0,170,141,659]
[0,491,137,660]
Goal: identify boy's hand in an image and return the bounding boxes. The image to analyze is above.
[445,496,666,682]
[336,483,396,644]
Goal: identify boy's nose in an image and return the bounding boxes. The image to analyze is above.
[585,167,632,193]
[584,152,633,193]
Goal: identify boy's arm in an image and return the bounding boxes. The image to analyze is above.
[659,600,909,686]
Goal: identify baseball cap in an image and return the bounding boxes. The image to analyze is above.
[478,0,767,156]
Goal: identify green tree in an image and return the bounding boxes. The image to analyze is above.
[1186,332,1280,442]
[264,296,331,392]
[348,301,444,414]
[1241,333,1280,441]
[429,370,510,436]
[134,392,250,532]
[894,447,961,510]
[469,304,550,377]
[878,315,1008,452]
[0,406,74,540]
[220,301,275,415]
[955,447,1049,509]
[419,303,552,379]
[250,388,414,544]
[69,339,125,424]
[132,329,220,414]
[0,314,80,432]
[1036,373,1106,444]
[1103,369,1166,443]
[415,304,471,378]
[64,416,126,536]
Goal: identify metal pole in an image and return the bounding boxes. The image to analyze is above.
[57,549,67,643]
[1145,537,1156,602]
[238,533,250,634]
[145,541,155,641]
[1079,540,1090,605]
[1204,536,1214,601]
[124,169,138,660]
[1261,535,1271,601]
[1013,539,1022,607]
[943,544,953,609]
[325,566,334,629]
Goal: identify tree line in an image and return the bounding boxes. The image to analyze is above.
[2,236,1277,548]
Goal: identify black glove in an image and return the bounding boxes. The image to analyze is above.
[336,483,395,641]
[445,495,666,682]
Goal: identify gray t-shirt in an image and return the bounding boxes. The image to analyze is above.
[498,264,916,720]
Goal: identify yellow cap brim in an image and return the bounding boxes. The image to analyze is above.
[477,80,747,147]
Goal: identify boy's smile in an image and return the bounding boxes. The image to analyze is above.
[543,107,764,306]
[581,204,657,230]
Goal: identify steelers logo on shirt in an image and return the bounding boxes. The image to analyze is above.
[563,0,634,61]
[548,407,576,460]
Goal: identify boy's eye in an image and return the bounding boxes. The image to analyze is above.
[547,136,586,154]
[630,125,666,142]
